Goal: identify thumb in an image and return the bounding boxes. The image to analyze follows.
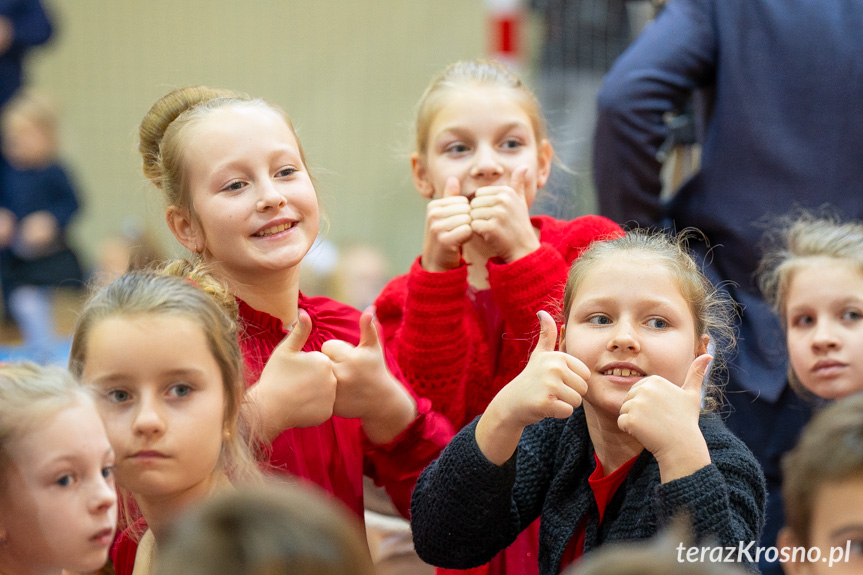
[442,176,461,198]
[282,309,312,353]
[357,306,381,349]
[533,310,558,354]
[682,354,713,394]
[509,166,529,199]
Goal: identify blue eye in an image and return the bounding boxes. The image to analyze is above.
[222,180,245,192]
[588,315,612,325]
[647,318,669,329]
[170,383,191,398]
[445,143,469,155]
[56,474,73,487]
[792,314,814,328]
[843,309,862,321]
[102,466,114,480]
[106,389,131,403]
[276,167,296,178]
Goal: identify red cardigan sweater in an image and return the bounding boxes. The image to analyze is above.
[375,214,623,431]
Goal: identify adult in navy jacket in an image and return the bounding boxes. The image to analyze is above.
[593,1,863,573]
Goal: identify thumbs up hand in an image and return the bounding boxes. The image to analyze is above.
[321,308,417,444]
[475,311,589,465]
[469,166,540,263]
[421,176,473,272]
[248,309,337,439]
[617,354,713,482]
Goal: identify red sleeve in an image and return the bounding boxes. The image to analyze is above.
[489,215,623,337]
[362,393,454,518]
[375,257,476,427]
[297,295,454,519]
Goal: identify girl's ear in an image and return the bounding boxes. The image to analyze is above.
[536,139,553,189]
[411,153,435,199]
[776,527,805,575]
[558,323,567,354]
[697,334,710,357]
[166,205,202,254]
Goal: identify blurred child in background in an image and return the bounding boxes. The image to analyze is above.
[156,480,375,575]
[778,394,863,575]
[0,90,83,363]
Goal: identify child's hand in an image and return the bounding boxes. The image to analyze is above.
[322,308,416,444]
[421,177,472,272]
[469,166,540,263]
[476,310,589,465]
[248,310,337,439]
[617,354,713,482]
[0,208,16,248]
[19,211,58,251]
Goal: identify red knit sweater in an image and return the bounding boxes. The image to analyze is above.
[375,215,623,431]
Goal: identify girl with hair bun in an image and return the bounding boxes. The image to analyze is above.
[136,86,452,521]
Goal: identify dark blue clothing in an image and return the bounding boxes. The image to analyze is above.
[0,160,81,288]
[593,1,863,572]
[0,160,78,227]
[0,0,52,109]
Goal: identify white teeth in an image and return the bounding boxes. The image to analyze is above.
[254,223,292,237]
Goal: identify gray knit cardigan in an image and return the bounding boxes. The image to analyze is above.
[411,409,766,574]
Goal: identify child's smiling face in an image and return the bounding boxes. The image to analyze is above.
[168,104,320,283]
[561,255,708,422]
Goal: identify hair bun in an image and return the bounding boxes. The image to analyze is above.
[138,86,237,185]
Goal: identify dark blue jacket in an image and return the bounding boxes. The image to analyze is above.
[593,5,863,570]
[594,0,863,404]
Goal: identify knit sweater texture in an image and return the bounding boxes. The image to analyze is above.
[375,214,622,431]
[411,410,766,575]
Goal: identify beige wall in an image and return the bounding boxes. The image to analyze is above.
[26,1,492,275]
